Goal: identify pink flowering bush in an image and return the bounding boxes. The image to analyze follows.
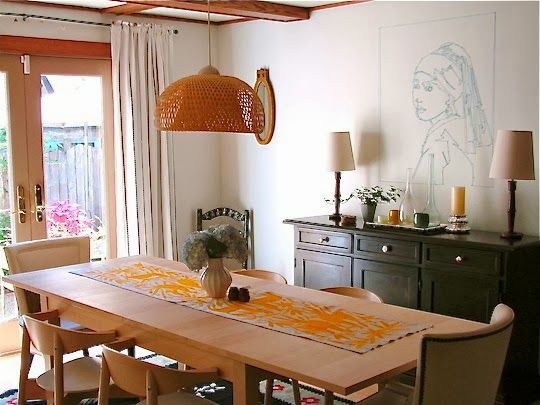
[46,200,95,238]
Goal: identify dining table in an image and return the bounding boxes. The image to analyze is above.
[5,255,484,405]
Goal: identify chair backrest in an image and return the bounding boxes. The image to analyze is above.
[413,304,514,405]
[320,287,383,303]
[5,236,90,314]
[22,312,116,356]
[236,269,287,284]
[196,207,250,269]
[99,346,219,405]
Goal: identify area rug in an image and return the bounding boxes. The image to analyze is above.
[0,353,355,405]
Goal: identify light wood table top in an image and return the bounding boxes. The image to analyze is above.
[6,256,483,404]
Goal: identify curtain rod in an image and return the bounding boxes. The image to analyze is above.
[0,12,179,33]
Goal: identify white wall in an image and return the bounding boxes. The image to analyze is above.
[0,2,222,249]
[217,1,539,282]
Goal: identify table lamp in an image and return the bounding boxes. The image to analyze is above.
[326,131,355,220]
[489,130,535,240]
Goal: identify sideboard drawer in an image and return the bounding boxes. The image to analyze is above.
[354,235,421,264]
[423,244,501,275]
[297,227,352,253]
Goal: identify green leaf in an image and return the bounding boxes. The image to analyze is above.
[206,235,227,258]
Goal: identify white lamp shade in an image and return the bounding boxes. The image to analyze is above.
[326,131,355,172]
[489,130,535,180]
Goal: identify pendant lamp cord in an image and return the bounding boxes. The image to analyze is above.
[207,0,211,67]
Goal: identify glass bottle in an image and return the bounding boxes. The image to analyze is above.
[423,153,441,226]
[399,168,415,225]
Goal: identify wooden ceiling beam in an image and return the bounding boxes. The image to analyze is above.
[102,4,157,15]
[120,1,310,22]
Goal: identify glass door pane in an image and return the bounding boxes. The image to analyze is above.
[40,75,107,260]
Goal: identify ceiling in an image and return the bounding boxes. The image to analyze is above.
[16,0,363,24]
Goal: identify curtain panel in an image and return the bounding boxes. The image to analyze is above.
[111,22,176,259]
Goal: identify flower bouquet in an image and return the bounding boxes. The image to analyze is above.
[181,225,247,298]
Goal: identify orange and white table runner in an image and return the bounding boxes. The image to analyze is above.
[73,262,431,354]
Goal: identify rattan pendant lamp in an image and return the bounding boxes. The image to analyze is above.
[155,1,264,133]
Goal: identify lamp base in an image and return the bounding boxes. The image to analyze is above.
[500,231,523,240]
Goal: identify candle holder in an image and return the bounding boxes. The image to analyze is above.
[446,214,471,234]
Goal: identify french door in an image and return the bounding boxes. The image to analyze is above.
[0,53,115,353]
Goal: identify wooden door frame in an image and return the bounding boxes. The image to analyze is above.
[0,36,111,59]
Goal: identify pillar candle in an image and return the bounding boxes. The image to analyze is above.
[451,186,466,216]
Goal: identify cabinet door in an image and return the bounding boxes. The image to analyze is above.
[295,249,352,289]
[421,268,498,323]
[353,259,418,308]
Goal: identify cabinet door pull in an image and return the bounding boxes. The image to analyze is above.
[381,245,391,253]
[319,236,330,243]
[455,255,464,263]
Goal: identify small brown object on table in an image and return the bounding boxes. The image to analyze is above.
[228,286,239,301]
[238,287,250,302]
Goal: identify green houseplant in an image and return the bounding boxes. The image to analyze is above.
[351,186,401,222]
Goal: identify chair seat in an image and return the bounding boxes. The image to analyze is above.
[138,391,218,405]
[36,357,101,393]
[60,319,90,331]
[358,382,412,405]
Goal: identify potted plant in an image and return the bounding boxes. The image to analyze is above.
[181,224,247,298]
[351,186,401,223]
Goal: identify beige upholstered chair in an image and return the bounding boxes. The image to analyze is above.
[19,310,117,404]
[5,236,90,316]
[235,269,288,285]
[320,286,383,304]
[98,345,219,405]
[359,303,515,405]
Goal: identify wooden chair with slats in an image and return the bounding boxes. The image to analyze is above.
[196,207,250,269]
[19,310,118,405]
[98,345,220,405]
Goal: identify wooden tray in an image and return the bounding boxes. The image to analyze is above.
[364,222,447,235]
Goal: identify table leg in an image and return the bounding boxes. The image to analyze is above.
[232,362,263,405]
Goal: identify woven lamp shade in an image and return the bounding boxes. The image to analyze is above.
[155,67,265,133]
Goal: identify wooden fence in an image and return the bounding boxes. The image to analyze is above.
[43,126,103,223]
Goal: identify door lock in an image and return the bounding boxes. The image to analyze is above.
[33,184,45,222]
[14,185,26,224]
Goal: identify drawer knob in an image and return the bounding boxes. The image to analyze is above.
[455,255,464,263]
[381,245,391,253]
[319,236,330,243]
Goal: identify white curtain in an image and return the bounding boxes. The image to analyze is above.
[111,21,176,259]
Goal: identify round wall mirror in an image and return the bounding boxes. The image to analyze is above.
[254,68,275,145]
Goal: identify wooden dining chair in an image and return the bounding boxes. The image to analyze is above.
[317,287,383,404]
[98,345,220,405]
[358,303,515,405]
[235,269,288,284]
[197,207,250,269]
[19,310,118,405]
[235,269,300,405]
[320,287,383,304]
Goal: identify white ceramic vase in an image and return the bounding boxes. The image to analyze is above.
[199,258,232,298]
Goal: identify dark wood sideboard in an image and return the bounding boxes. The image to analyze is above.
[284,216,540,403]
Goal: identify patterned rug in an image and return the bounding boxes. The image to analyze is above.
[0,353,355,405]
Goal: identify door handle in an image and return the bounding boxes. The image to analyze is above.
[33,184,45,222]
[15,185,26,224]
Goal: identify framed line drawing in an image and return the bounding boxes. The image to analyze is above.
[379,13,496,187]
